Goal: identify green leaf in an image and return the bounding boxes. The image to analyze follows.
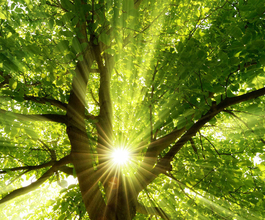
[230,26,243,39]
[15,8,24,13]
[61,0,74,10]
[81,42,88,51]
[55,40,69,52]
[0,11,6,19]
[72,37,82,53]
[9,78,17,90]
[14,95,24,102]
[77,55,83,61]
[99,32,110,46]
[259,55,265,65]
[56,19,64,26]
[60,31,73,38]
[196,50,206,59]
[58,214,66,220]
[0,75,4,83]
[24,128,38,138]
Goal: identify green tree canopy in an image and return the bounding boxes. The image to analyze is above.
[1,0,265,219]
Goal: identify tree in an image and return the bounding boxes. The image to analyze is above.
[0,0,265,219]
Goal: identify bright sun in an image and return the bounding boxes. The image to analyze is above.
[111,148,130,165]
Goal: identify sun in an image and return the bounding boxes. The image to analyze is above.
[111,148,130,165]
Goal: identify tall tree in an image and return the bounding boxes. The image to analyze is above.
[1,0,265,219]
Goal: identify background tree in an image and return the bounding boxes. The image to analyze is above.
[0,0,265,219]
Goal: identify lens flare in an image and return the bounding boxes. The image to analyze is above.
[111,148,130,165]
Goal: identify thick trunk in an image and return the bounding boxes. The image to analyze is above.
[66,48,108,219]
[103,175,138,220]
[66,23,139,219]
[93,45,114,165]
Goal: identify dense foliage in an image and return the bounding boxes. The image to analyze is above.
[0,0,265,219]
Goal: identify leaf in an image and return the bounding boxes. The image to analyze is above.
[15,8,24,13]
[99,32,110,46]
[81,42,88,51]
[60,31,73,38]
[25,45,41,54]
[230,26,243,39]
[24,128,38,139]
[248,40,265,50]
[259,54,265,65]
[55,40,69,52]
[58,214,66,220]
[0,75,4,83]
[9,78,17,90]
[56,19,64,26]
[58,180,68,188]
[61,0,74,10]
[0,11,6,19]
[62,12,75,24]
[10,127,18,137]
[196,50,206,59]
[77,55,83,61]
[72,37,82,53]
[14,95,24,102]
[61,201,68,212]
[242,32,252,44]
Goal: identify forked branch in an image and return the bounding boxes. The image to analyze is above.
[0,155,72,204]
[136,87,265,194]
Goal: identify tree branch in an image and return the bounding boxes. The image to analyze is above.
[224,110,265,144]
[0,161,54,174]
[23,95,67,110]
[141,126,186,171]
[0,109,67,123]
[155,86,265,173]
[38,139,57,161]
[190,138,198,155]
[136,87,265,194]
[0,155,72,204]
[58,166,74,175]
[134,0,143,9]
[0,95,67,110]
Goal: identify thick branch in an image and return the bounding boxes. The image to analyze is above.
[58,166,74,175]
[136,87,265,194]
[0,155,72,204]
[85,113,97,121]
[134,0,143,9]
[155,87,265,173]
[23,95,67,110]
[141,126,186,170]
[0,161,54,174]
[0,109,67,123]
